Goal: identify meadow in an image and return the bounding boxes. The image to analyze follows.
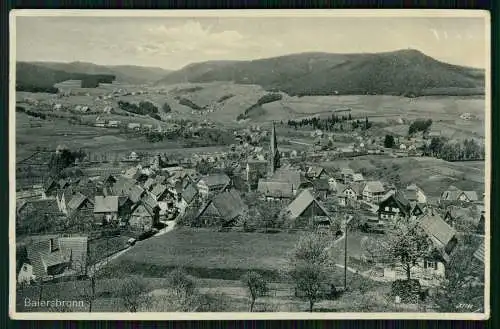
[105,227,300,281]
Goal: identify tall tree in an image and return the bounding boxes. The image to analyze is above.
[385,222,430,281]
[118,275,151,312]
[384,135,395,148]
[241,271,268,312]
[288,232,332,312]
[431,243,484,312]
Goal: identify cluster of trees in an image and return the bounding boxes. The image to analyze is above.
[424,137,485,161]
[237,93,283,120]
[408,119,433,136]
[178,98,204,111]
[16,84,58,93]
[117,100,160,118]
[47,146,86,177]
[287,114,372,132]
[384,135,395,148]
[16,106,47,120]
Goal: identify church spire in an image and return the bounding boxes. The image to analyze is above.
[269,121,280,175]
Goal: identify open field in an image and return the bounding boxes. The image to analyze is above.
[106,227,302,280]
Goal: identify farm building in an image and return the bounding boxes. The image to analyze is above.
[94,196,119,225]
[286,189,332,228]
[443,205,485,233]
[24,236,88,280]
[257,180,295,202]
[197,174,231,198]
[128,196,160,232]
[362,181,386,204]
[404,183,427,205]
[383,213,457,286]
[375,191,424,228]
[440,185,479,204]
[194,190,248,227]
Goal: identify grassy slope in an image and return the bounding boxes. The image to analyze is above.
[106,227,299,280]
[156,50,485,96]
[321,155,485,200]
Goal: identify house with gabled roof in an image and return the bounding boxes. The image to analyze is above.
[23,236,88,281]
[362,180,386,204]
[197,173,231,198]
[404,183,427,205]
[150,184,169,202]
[338,182,365,206]
[257,180,295,201]
[66,192,93,217]
[376,191,424,229]
[444,205,485,234]
[440,185,479,204]
[305,166,328,180]
[194,190,248,227]
[128,195,160,232]
[94,196,119,225]
[286,189,332,228]
[383,214,458,285]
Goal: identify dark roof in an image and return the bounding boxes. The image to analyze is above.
[111,177,136,196]
[209,190,248,222]
[380,191,411,215]
[43,178,57,192]
[312,179,330,191]
[182,183,198,204]
[18,199,60,217]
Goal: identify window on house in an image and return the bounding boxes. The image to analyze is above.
[424,260,438,270]
[385,206,389,211]
[49,238,59,252]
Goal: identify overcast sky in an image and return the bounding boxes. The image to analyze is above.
[15,14,488,70]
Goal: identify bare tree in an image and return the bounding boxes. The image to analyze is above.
[117,275,151,312]
[240,271,268,312]
[288,232,332,312]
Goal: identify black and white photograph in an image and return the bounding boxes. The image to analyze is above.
[10,10,490,320]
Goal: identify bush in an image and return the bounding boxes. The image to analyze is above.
[390,279,421,303]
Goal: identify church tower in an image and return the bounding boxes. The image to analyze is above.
[269,121,280,175]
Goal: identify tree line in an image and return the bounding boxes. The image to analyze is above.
[424,137,485,161]
[287,114,372,131]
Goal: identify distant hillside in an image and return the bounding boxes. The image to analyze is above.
[22,61,171,84]
[156,50,485,97]
[16,62,116,93]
